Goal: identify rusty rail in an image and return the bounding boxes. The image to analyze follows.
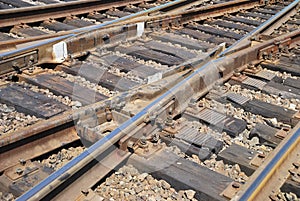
[233,123,300,201]
[0,0,187,74]
[16,17,300,200]
[0,0,192,51]
[0,0,262,52]
[0,0,147,27]
[221,0,300,56]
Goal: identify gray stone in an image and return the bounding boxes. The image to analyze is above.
[185,189,196,199]
[160,180,171,190]
[137,173,148,182]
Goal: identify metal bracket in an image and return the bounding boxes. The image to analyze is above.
[275,127,290,140]
[243,63,261,74]
[259,38,291,60]
[22,68,44,76]
[5,160,38,181]
[250,153,266,167]
[293,111,300,120]
[221,182,242,199]
[77,121,117,143]
[134,141,163,159]
[231,73,248,82]
[0,161,53,197]
[163,123,180,134]
[0,51,38,75]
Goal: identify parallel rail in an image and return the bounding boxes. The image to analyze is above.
[0,0,299,200]
[221,0,300,56]
[17,2,300,199]
[234,124,300,200]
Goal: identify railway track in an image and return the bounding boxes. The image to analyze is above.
[0,0,300,200]
[0,0,218,51]
[0,0,292,52]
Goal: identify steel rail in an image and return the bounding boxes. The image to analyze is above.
[0,0,148,27]
[16,47,225,201]
[0,45,223,177]
[220,0,300,56]
[61,0,189,34]
[54,0,262,56]
[115,0,261,30]
[14,40,227,201]
[14,2,299,199]
[0,0,186,60]
[0,0,260,52]
[233,124,300,201]
[17,24,300,201]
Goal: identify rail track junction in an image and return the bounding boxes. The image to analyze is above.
[0,0,300,200]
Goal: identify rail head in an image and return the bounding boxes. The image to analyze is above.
[0,0,149,27]
[232,124,300,201]
[220,0,300,56]
[16,25,300,201]
[13,1,300,200]
[0,0,187,74]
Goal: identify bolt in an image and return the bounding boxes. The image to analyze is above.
[268,53,273,60]
[142,127,148,136]
[149,112,157,122]
[81,189,89,196]
[139,136,148,148]
[198,102,204,108]
[218,85,227,93]
[232,182,240,188]
[28,67,34,74]
[143,114,150,123]
[262,52,268,59]
[248,63,256,70]
[127,140,134,149]
[15,168,23,175]
[165,114,174,127]
[152,133,159,143]
[140,139,146,145]
[233,70,241,77]
[188,102,197,109]
[19,159,26,165]
[105,108,112,122]
[12,61,18,67]
[293,162,299,169]
[29,55,35,61]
